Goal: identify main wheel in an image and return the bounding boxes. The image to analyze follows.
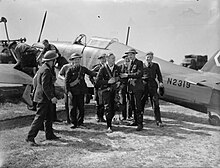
[208,112,220,126]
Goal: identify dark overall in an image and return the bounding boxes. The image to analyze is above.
[27,63,56,140]
[127,59,144,129]
[91,63,105,121]
[141,62,163,124]
[65,65,96,127]
[120,63,133,120]
[95,64,121,129]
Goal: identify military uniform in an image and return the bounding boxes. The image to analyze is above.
[142,61,163,125]
[26,51,59,145]
[65,56,96,128]
[92,62,106,122]
[95,63,121,130]
[41,43,61,57]
[39,40,66,122]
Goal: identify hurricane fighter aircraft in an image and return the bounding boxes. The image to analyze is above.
[32,34,220,126]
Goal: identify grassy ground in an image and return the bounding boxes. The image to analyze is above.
[0,101,220,168]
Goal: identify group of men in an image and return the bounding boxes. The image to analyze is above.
[59,48,164,134]
[8,39,164,146]
[94,49,164,133]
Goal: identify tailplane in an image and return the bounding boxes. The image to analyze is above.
[201,50,220,74]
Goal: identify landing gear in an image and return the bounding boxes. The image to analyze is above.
[208,112,220,126]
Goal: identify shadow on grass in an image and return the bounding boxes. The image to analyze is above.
[0,115,34,131]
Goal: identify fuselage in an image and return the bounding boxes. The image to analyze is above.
[33,36,220,115]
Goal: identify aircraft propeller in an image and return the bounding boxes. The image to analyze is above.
[37,11,47,43]
[0,17,10,42]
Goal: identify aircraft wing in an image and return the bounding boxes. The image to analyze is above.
[0,64,32,85]
[186,72,220,90]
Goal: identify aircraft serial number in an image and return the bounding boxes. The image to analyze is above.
[167,78,190,88]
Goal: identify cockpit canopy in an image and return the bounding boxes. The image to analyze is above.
[87,36,118,49]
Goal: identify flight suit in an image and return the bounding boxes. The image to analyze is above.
[128,59,144,129]
[65,65,96,127]
[41,43,61,57]
[91,63,105,122]
[14,43,38,77]
[141,62,163,124]
[95,64,121,129]
[27,62,57,141]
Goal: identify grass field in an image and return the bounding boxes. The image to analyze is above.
[0,101,220,168]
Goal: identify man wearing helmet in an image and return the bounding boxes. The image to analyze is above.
[26,51,60,146]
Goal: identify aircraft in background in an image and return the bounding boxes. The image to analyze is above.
[32,34,220,126]
[0,13,219,126]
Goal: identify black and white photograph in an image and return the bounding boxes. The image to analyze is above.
[0,0,219,167]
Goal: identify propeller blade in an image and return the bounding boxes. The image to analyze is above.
[37,11,47,42]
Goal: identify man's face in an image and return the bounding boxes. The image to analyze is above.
[124,57,130,65]
[128,53,135,61]
[146,54,153,63]
[43,41,49,48]
[100,57,106,64]
[73,57,81,66]
[107,54,115,65]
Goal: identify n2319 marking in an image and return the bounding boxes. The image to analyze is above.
[167,78,190,88]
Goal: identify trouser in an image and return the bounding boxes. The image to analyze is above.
[104,90,116,128]
[141,87,149,112]
[121,86,129,119]
[64,93,70,123]
[27,102,54,140]
[128,93,135,118]
[141,84,162,123]
[94,88,104,119]
[69,94,85,126]
[150,88,162,123]
[130,91,143,126]
[52,104,57,121]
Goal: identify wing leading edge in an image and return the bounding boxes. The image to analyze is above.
[0,64,32,85]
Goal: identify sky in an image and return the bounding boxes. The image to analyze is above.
[0,0,219,64]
